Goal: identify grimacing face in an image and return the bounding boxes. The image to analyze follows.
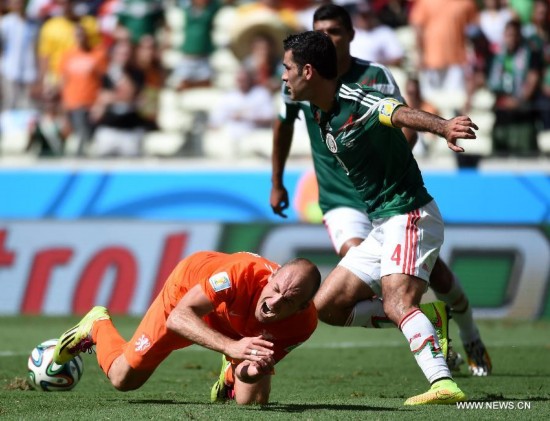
[254,265,311,323]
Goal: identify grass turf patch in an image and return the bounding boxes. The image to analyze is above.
[1,316,549,420]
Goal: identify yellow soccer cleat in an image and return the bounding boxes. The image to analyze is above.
[419,301,449,359]
[210,355,235,403]
[53,306,110,365]
[404,379,467,405]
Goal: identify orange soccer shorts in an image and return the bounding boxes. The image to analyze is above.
[122,288,193,371]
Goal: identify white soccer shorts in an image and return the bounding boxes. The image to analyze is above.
[338,200,444,297]
[323,207,372,254]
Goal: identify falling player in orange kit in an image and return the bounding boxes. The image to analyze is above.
[52,251,321,405]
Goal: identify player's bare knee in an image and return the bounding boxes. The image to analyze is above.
[110,376,140,391]
[315,295,354,326]
[235,380,271,405]
[108,367,148,391]
[235,394,270,405]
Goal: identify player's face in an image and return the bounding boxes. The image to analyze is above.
[313,18,353,62]
[282,50,309,101]
[255,266,310,323]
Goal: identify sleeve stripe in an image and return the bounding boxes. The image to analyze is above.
[339,85,379,107]
[368,62,405,102]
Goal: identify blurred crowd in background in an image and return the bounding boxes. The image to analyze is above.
[0,0,549,161]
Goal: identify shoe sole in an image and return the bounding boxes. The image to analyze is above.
[404,390,467,405]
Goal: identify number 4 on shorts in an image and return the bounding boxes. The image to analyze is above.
[391,244,401,266]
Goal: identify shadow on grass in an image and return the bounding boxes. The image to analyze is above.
[127,399,194,405]
[247,403,397,413]
[125,400,398,412]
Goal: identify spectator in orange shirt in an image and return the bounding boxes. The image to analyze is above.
[37,0,100,95]
[52,251,320,405]
[59,24,107,156]
[410,0,478,97]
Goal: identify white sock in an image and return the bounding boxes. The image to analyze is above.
[345,298,394,328]
[434,276,480,343]
[399,308,451,384]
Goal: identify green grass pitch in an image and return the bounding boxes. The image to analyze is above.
[1,316,549,420]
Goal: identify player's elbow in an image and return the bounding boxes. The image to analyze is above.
[165,313,179,334]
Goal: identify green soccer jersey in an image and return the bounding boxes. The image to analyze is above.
[181,0,222,56]
[279,58,405,214]
[310,83,432,219]
[117,0,165,44]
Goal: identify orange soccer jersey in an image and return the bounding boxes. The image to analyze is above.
[122,251,318,371]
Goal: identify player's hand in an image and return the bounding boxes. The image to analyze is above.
[444,116,478,153]
[226,335,274,362]
[270,185,289,218]
[235,358,275,383]
[241,358,275,377]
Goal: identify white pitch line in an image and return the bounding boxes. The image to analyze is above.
[0,351,28,357]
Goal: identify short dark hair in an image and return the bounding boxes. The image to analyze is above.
[313,3,354,32]
[283,31,337,80]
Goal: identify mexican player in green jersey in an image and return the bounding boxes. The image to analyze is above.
[281,29,480,405]
[270,4,491,378]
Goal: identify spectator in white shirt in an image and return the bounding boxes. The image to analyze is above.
[350,1,404,67]
[479,0,514,54]
[209,66,275,157]
[0,0,39,110]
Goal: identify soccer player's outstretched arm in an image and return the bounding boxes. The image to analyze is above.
[166,285,274,363]
[270,118,295,218]
[391,106,479,153]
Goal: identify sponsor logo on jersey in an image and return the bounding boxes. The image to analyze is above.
[209,271,231,292]
[326,133,338,153]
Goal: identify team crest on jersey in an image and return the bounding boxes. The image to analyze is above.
[209,272,231,292]
[326,133,338,153]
